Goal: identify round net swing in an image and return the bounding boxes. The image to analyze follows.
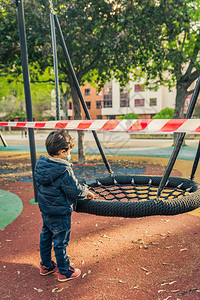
[50,10,200,218]
[76,175,200,218]
[12,0,200,218]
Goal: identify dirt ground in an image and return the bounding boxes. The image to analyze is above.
[0,154,199,300]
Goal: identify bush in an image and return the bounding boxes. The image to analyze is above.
[117,113,139,119]
[153,108,174,119]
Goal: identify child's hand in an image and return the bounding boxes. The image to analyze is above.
[87,191,95,200]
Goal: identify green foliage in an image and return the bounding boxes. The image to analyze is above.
[0,0,131,87]
[0,74,24,102]
[129,0,200,89]
[1,0,200,89]
[117,113,139,119]
[0,67,54,120]
[153,108,175,119]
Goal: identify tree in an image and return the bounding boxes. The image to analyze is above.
[1,0,137,163]
[0,67,55,120]
[122,0,200,119]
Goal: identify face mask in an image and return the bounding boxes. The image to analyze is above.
[66,154,71,161]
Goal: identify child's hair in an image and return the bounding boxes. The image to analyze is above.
[45,129,74,156]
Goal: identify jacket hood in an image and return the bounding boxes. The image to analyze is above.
[34,155,71,185]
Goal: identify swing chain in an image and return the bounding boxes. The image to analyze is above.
[48,0,55,14]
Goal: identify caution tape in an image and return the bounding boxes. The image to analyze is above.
[0,119,200,133]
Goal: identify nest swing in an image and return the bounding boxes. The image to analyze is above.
[51,10,200,218]
[77,175,200,217]
[16,0,200,218]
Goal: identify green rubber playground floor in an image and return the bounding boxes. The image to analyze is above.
[0,189,23,230]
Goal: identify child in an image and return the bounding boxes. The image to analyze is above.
[34,129,95,282]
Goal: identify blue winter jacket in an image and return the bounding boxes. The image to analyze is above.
[34,155,88,215]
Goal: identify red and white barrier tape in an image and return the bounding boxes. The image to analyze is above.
[0,119,200,133]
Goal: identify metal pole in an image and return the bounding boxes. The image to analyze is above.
[54,14,113,175]
[0,131,8,147]
[50,12,60,120]
[190,140,200,181]
[157,75,200,198]
[16,0,38,202]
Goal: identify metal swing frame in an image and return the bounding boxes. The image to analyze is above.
[16,0,200,216]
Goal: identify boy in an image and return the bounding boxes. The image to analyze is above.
[34,129,95,282]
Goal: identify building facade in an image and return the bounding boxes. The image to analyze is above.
[67,80,176,120]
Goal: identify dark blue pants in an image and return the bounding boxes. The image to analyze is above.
[40,213,71,274]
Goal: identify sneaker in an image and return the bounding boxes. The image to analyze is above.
[40,261,58,276]
[58,266,81,282]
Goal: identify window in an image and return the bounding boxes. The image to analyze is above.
[103,94,111,100]
[107,115,115,119]
[120,99,129,107]
[96,101,102,109]
[103,82,112,107]
[150,98,157,106]
[103,100,112,108]
[96,115,102,119]
[135,98,145,107]
[134,84,144,92]
[86,101,91,109]
[85,89,91,96]
[120,86,129,107]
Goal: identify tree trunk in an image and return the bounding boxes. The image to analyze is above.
[77,130,85,164]
[68,76,86,164]
[174,81,188,119]
[173,80,188,145]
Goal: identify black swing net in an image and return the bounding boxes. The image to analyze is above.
[76,175,200,218]
[17,1,200,218]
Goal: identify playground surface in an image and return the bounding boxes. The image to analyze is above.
[0,138,200,299]
[1,131,199,161]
